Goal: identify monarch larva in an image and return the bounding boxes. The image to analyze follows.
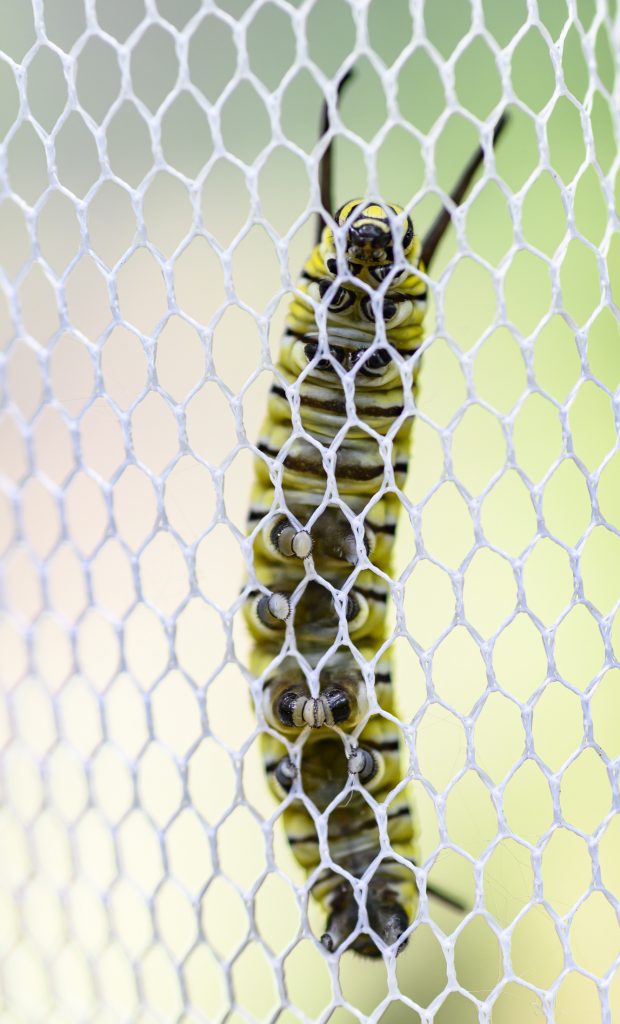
[245,77,507,956]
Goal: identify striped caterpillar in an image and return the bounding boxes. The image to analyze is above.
[245,80,507,956]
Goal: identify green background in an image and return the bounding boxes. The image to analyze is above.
[0,0,618,1020]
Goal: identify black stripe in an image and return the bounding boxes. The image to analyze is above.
[295,807,412,853]
[288,803,409,848]
[301,270,324,284]
[388,290,427,302]
[348,400,405,418]
[385,806,407,823]
[257,442,279,457]
[363,739,400,752]
[301,393,346,415]
[258,443,408,482]
[285,328,313,341]
[284,456,409,482]
[301,392,405,419]
[370,522,397,535]
[354,586,388,603]
[270,371,404,419]
[395,345,423,357]
[289,832,318,847]
[375,672,392,683]
[332,461,386,481]
[291,802,407,843]
[283,455,325,476]
[387,806,410,821]
[248,508,265,522]
[277,389,396,418]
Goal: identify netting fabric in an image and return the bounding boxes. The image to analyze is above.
[0,0,619,1021]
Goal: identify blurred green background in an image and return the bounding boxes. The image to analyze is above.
[0,0,619,1021]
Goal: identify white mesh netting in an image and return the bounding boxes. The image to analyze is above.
[1,0,619,1021]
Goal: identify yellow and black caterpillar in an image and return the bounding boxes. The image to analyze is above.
[245,84,507,956]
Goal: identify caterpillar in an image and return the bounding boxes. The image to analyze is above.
[245,79,507,956]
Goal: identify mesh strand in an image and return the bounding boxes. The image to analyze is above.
[0,0,619,1021]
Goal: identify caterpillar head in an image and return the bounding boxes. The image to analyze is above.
[330,200,415,267]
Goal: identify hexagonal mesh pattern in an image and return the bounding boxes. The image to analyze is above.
[1,0,619,1021]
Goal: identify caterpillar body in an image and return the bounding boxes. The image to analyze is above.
[245,87,507,956]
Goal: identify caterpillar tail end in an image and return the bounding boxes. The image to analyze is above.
[319,902,408,958]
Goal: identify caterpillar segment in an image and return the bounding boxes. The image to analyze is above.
[249,492,401,571]
[244,80,508,955]
[255,649,379,734]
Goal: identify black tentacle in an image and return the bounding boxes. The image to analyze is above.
[421,112,510,271]
[316,71,354,246]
